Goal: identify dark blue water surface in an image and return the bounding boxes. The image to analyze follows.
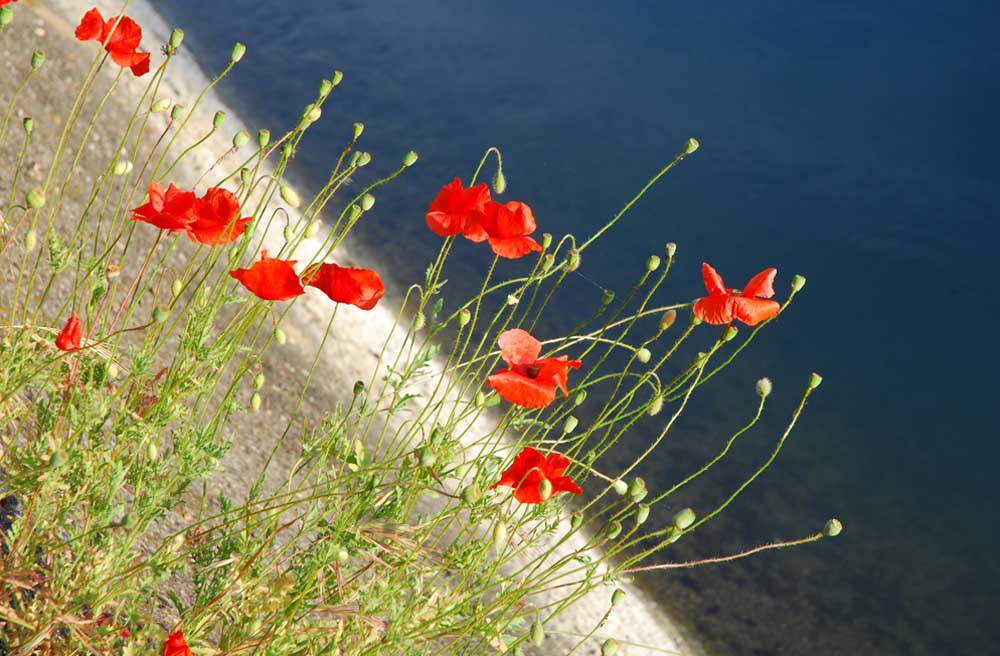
[153,1,1000,654]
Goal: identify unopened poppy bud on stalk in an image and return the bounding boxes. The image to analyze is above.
[808,372,823,389]
[152,305,169,323]
[331,70,344,86]
[31,51,45,69]
[823,518,843,537]
[683,137,700,155]
[147,441,158,461]
[250,392,262,412]
[23,117,32,135]
[636,347,651,364]
[233,130,250,149]
[318,79,332,98]
[279,184,300,208]
[665,242,677,258]
[361,193,376,211]
[0,7,13,27]
[151,97,171,113]
[26,188,45,209]
[659,309,677,332]
[171,278,183,297]
[672,507,696,530]
[573,389,587,406]
[413,311,426,330]
[721,325,739,342]
[492,169,507,194]
[601,289,615,307]
[112,160,131,176]
[353,380,365,396]
[240,168,251,185]
[612,479,628,496]
[169,27,184,49]
[253,373,265,390]
[563,415,578,434]
[647,394,663,416]
[628,477,647,503]
[565,249,581,271]
[635,503,650,525]
[530,620,545,646]
[300,103,322,127]
[460,485,481,504]
[791,274,806,292]
[353,122,365,140]
[213,111,226,129]
[646,255,661,272]
[612,588,627,606]
[403,150,419,167]
[755,377,773,398]
[170,104,184,121]
[538,478,553,501]
[606,520,622,540]
[304,221,320,238]
[274,327,287,344]
[356,151,372,167]
[457,308,471,327]
[601,638,619,656]
[570,511,584,530]
[492,521,508,549]
[230,42,246,63]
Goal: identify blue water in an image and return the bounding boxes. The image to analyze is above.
[153,1,1000,653]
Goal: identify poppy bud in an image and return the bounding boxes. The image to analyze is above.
[23,117,32,135]
[530,621,545,646]
[112,160,130,176]
[601,638,619,656]
[257,129,271,148]
[492,169,507,194]
[26,188,45,209]
[538,478,553,501]
[171,279,183,297]
[147,441,159,461]
[672,507,696,530]
[563,415,578,433]
[458,308,471,327]
[570,512,584,530]
[628,478,647,503]
[280,184,301,208]
[417,447,436,468]
[253,373,265,389]
[721,325,738,342]
[492,521,508,549]
[612,479,628,496]
[304,221,320,238]
[152,305,169,323]
[353,380,365,396]
[823,518,843,537]
[353,122,365,140]
[108,363,119,379]
[230,42,246,63]
[665,242,677,258]
[540,253,555,272]
[755,377,772,398]
[318,79,333,98]
[240,168,251,185]
[233,130,250,149]
[683,137,700,155]
[0,7,13,27]
[573,389,587,406]
[31,51,45,70]
[24,229,36,252]
[213,111,226,129]
[635,503,650,525]
[169,28,184,49]
[274,328,287,344]
[151,97,171,113]
[475,390,486,407]
[171,104,184,121]
[413,312,426,331]
[565,249,581,271]
[347,204,362,221]
[636,347,651,364]
[605,520,622,540]
[808,372,823,389]
[361,194,375,211]
[601,289,615,307]
[460,485,481,504]
[791,274,806,292]
[506,294,519,306]
[646,255,661,272]
[302,103,322,124]
[250,393,262,411]
[332,70,344,86]
[659,309,677,331]
[647,394,663,417]
[612,588,626,606]
[403,150,419,167]
[336,547,349,564]
[541,233,552,249]
[357,152,373,168]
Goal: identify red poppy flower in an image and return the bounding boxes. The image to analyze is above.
[489,446,583,504]
[75,8,151,77]
[0,1,19,6]
[487,329,581,408]
[473,201,543,259]
[693,262,781,326]
[229,251,305,301]
[132,182,195,232]
[185,187,253,245]
[305,263,384,310]
[426,177,491,237]
[162,631,192,656]
[55,312,83,351]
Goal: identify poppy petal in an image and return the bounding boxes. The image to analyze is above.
[426,178,490,237]
[229,251,305,301]
[741,268,777,299]
[487,370,557,408]
[535,356,582,396]
[701,262,728,296]
[693,295,735,325]
[55,312,83,351]
[731,297,780,326]
[489,446,546,490]
[550,475,583,496]
[75,8,105,42]
[426,211,468,237]
[497,328,542,367]
[481,201,537,239]
[488,236,542,259]
[305,263,385,310]
[543,451,572,478]
[511,469,547,504]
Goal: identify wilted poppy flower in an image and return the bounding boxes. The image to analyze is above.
[229,251,305,301]
[490,446,582,504]
[305,262,384,310]
[426,177,491,237]
[693,262,781,326]
[55,312,83,351]
[487,329,581,408]
[471,201,543,259]
[162,631,192,656]
[75,8,151,77]
[132,182,195,232]
[185,187,253,245]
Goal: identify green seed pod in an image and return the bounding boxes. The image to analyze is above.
[331,70,344,86]
[823,518,843,537]
[0,7,13,27]
[417,447,436,468]
[540,232,552,249]
[672,507,696,530]
[413,311,426,331]
[665,242,677,258]
[239,168,251,185]
[646,255,661,272]
[347,204,362,222]
[636,347,651,364]
[492,169,507,194]
[460,485,481,504]
[635,503,650,525]
[565,249,581,271]
[605,521,622,540]
[457,308,471,327]
[304,221,320,238]
[353,380,365,396]
[213,111,226,129]
[563,415,579,434]
[647,394,663,417]
[659,309,677,331]
[112,160,130,176]
[611,588,626,606]
[169,27,184,49]
[721,325,738,342]
[282,224,295,242]
[361,193,375,211]
[756,377,773,398]
[791,274,806,292]
[808,372,823,390]
[233,130,250,149]
[601,289,615,307]
[151,97,171,113]
[23,229,36,252]
[538,478,553,501]
[230,42,246,63]
[683,137,700,155]
[253,373,265,390]
[492,521,508,549]
[280,184,301,208]
[26,188,45,209]
[22,117,32,135]
[152,305,169,323]
[353,122,365,140]
[403,150,419,167]
[147,441,159,461]
[570,511,584,530]
[540,253,555,272]
[573,389,587,406]
[628,478,647,503]
[302,103,322,124]
[170,104,184,121]
[530,620,545,646]
[318,79,333,98]
[601,638,619,656]
[250,392,262,412]
[171,278,183,298]
[274,328,287,344]
[612,479,628,496]
[257,129,271,148]
[31,51,45,70]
